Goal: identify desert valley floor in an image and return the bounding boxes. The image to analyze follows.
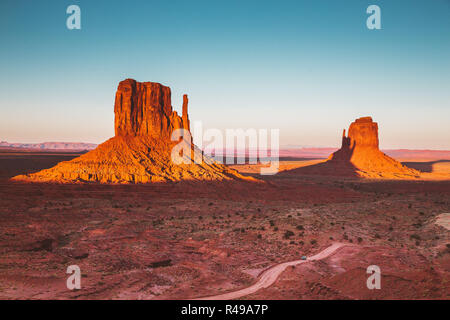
[0,149,449,299]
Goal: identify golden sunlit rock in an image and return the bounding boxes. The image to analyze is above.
[11,79,253,184]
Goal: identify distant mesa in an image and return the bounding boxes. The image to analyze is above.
[12,79,252,183]
[0,141,97,151]
[290,117,421,179]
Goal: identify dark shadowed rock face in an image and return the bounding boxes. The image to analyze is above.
[114,79,189,139]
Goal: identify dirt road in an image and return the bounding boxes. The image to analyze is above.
[196,242,347,300]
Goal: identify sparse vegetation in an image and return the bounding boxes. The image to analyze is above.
[410,234,421,240]
[283,230,295,239]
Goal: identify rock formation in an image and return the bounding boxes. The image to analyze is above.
[292,117,421,179]
[114,80,187,138]
[12,79,252,183]
[329,116,420,177]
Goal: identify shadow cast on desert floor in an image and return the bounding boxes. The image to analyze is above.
[277,140,360,178]
[0,150,82,180]
[401,160,450,173]
[280,160,361,178]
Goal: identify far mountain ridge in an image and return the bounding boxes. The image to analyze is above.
[0,141,97,150]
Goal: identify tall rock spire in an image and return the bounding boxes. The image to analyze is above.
[182,94,190,132]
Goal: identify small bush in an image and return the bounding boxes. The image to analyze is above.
[410,234,421,240]
[283,230,295,239]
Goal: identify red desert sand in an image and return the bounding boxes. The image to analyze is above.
[1,82,449,300]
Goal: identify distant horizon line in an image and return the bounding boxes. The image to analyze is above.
[1,140,450,152]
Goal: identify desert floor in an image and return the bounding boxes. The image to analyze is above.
[0,150,449,299]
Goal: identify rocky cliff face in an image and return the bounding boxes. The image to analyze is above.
[114,79,189,138]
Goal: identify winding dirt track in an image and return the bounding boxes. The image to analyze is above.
[196,242,347,300]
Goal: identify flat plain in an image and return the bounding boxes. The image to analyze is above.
[0,149,449,299]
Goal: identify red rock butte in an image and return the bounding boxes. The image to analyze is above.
[294,117,421,179]
[12,79,252,183]
[114,80,190,139]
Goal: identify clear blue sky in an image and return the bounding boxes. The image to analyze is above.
[1,0,449,149]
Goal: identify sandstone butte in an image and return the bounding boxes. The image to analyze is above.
[12,79,253,184]
[298,117,421,179]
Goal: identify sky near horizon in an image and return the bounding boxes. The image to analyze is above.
[0,0,449,149]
